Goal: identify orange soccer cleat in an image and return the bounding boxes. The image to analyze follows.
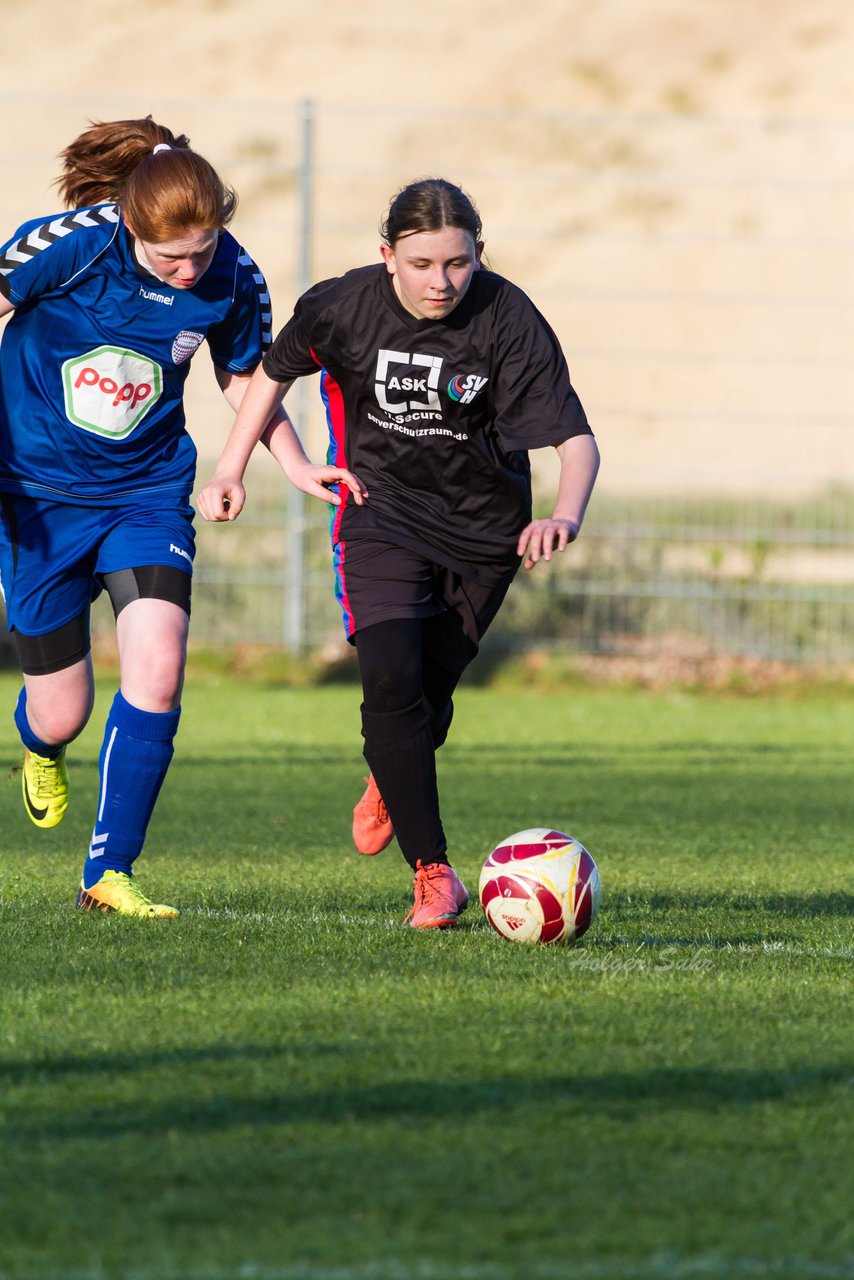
[353,773,395,855]
[404,859,469,930]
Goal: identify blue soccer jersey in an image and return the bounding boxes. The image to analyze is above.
[0,206,271,505]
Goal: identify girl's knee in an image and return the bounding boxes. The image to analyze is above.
[25,695,93,745]
[120,657,185,713]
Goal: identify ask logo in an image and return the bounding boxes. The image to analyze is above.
[374,349,442,415]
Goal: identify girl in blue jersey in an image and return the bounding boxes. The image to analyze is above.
[199,178,599,929]
[0,116,363,917]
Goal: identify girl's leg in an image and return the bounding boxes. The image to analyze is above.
[15,616,95,829]
[354,618,446,871]
[19,657,95,748]
[420,607,479,749]
[80,596,187,893]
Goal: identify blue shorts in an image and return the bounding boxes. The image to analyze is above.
[0,494,195,636]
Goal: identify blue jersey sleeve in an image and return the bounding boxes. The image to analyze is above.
[206,247,272,373]
[0,206,121,305]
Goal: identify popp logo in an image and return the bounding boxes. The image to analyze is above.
[62,345,162,439]
[74,366,152,411]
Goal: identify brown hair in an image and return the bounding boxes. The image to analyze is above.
[56,116,237,240]
[381,178,482,247]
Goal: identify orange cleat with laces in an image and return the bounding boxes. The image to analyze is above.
[404,859,469,930]
[353,773,395,855]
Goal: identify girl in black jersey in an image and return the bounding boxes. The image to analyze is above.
[198,178,600,929]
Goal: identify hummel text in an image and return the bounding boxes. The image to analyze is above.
[139,284,174,306]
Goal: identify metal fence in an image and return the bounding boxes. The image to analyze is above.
[2,95,854,661]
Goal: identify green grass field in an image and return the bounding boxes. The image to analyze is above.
[1,672,852,1280]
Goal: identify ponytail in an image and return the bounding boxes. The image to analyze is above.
[56,115,237,238]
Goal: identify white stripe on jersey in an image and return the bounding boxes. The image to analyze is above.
[71,208,120,229]
[238,249,273,347]
[0,204,120,280]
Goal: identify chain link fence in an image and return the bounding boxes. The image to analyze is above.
[2,95,854,661]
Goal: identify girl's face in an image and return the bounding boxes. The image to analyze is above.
[380,226,483,321]
[126,219,219,289]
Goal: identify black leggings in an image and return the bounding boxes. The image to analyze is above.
[13,565,192,676]
[354,614,478,869]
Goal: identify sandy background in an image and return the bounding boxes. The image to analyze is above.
[1,0,852,498]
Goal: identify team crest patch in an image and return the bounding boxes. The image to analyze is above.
[447,373,488,405]
[172,330,205,364]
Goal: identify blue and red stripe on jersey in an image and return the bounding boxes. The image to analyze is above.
[319,366,355,636]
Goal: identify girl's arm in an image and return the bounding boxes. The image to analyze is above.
[197,365,367,522]
[516,434,600,570]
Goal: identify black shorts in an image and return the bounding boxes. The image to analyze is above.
[336,538,516,656]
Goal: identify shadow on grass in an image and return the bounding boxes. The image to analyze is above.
[585,887,853,950]
[2,1060,851,1141]
[0,1041,340,1085]
[603,889,854,920]
[132,741,854,768]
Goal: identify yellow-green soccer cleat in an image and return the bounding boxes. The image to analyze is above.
[76,870,179,919]
[22,747,70,828]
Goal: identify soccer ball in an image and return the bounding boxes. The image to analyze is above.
[479,828,601,945]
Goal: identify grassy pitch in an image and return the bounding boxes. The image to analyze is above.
[0,673,851,1280]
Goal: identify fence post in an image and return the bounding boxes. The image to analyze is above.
[283,97,315,650]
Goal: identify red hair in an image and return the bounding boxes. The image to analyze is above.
[56,115,237,239]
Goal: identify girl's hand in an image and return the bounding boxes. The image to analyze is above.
[517,517,579,570]
[288,462,369,506]
[196,476,245,522]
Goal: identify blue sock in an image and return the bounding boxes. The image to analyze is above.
[14,687,64,758]
[82,691,181,889]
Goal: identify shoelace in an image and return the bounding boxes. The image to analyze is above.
[402,863,447,925]
[29,754,62,799]
[361,776,389,825]
[103,872,150,904]
[415,864,444,903]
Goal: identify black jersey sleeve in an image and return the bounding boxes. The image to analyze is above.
[262,275,344,382]
[262,311,320,381]
[490,286,591,453]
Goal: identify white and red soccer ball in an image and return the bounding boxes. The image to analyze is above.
[479,828,601,945]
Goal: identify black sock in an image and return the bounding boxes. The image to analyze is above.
[361,700,447,870]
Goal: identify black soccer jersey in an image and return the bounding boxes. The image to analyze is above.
[263,263,591,583]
